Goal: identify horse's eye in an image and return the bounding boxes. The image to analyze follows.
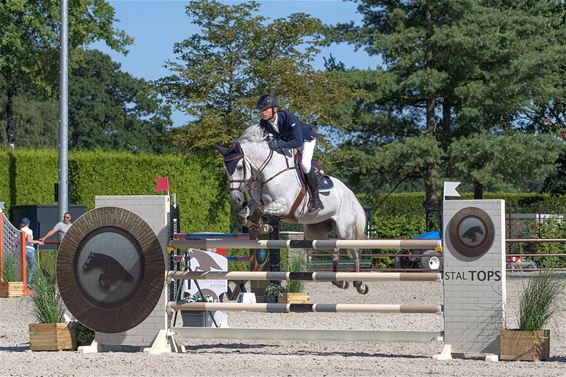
[237,165,243,171]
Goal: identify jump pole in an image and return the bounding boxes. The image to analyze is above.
[168,271,442,282]
[169,239,441,250]
[173,327,443,343]
[169,302,443,314]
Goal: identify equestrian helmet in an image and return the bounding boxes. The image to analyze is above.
[256,94,279,110]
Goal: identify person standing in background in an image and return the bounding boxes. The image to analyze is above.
[20,217,43,288]
[39,212,72,243]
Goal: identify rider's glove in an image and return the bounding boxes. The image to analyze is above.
[267,140,280,151]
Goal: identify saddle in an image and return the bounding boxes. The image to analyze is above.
[294,152,334,193]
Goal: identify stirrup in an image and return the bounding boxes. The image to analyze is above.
[308,199,324,212]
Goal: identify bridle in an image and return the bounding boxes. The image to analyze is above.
[223,151,249,195]
[224,144,298,204]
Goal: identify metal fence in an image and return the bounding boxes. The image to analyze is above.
[1,209,23,281]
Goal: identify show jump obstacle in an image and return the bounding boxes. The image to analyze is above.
[56,196,505,360]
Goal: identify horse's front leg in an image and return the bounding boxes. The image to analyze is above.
[244,207,273,235]
[331,249,349,289]
[244,202,285,235]
[347,248,369,295]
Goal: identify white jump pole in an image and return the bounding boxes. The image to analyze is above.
[169,239,441,250]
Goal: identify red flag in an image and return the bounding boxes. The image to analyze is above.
[153,177,169,193]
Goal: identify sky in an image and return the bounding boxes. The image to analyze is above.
[92,0,378,127]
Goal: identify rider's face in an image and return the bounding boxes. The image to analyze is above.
[260,107,276,121]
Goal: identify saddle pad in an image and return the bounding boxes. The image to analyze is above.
[319,175,334,192]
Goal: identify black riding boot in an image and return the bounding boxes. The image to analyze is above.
[306,170,324,212]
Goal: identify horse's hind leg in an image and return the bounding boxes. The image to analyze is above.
[336,223,369,295]
[348,249,369,295]
[304,222,348,290]
[331,249,348,289]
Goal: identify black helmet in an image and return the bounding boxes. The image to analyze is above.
[256,94,279,110]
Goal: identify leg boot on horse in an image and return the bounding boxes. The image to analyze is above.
[306,170,324,212]
[331,259,349,290]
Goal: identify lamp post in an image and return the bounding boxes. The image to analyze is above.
[58,0,69,218]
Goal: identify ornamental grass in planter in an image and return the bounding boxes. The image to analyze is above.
[28,268,76,351]
[279,255,309,304]
[500,271,565,361]
[1,251,25,298]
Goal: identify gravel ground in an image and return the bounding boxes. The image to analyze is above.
[1,275,565,377]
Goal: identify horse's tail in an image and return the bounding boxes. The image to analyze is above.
[354,201,367,240]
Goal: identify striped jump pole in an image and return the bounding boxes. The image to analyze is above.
[169,302,443,314]
[168,271,442,282]
[169,238,441,250]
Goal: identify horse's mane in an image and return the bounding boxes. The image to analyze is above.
[237,124,268,144]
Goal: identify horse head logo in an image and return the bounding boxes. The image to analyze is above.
[461,226,484,243]
[82,251,134,291]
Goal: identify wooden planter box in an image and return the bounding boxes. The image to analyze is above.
[0,281,25,298]
[279,292,309,304]
[29,323,77,351]
[500,329,550,361]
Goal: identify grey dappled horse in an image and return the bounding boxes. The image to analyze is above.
[216,124,369,294]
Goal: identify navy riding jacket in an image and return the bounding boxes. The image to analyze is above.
[259,111,316,150]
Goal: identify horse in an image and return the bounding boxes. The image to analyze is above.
[216,124,369,294]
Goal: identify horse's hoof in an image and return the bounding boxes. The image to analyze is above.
[332,281,349,289]
[257,224,272,235]
[356,284,369,295]
[249,224,273,235]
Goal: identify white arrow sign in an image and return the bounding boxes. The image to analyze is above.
[443,181,461,199]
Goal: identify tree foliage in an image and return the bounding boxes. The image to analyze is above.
[0,77,58,148]
[0,0,132,147]
[158,0,349,151]
[450,132,564,196]
[324,0,566,198]
[69,50,172,152]
[1,50,173,153]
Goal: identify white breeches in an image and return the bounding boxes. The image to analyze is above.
[300,138,316,174]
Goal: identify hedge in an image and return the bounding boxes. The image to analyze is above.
[2,148,565,239]
[0,148,231,232]
[361,192,566,239]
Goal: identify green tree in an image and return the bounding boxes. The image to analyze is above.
[0,73,58,148]
[158,0,348,151]
[0,0,132,147]
[541,129,566,195]
[326,0,566,199]
[69,50,172,153]
[1,50,171,152]
[450,132,564,196]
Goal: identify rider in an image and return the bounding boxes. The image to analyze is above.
[256,94,324,212]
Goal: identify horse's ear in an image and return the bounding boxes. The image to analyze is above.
[235,142,243,153]
[215,144,231,157]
